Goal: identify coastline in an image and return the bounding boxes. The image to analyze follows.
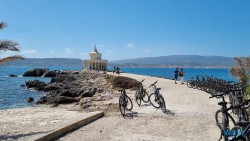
[1,72,221,141]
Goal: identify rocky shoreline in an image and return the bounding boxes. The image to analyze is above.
[23,68,138,110]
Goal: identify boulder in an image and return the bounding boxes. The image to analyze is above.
[25,80,46,91]
[43,83,63,92]
[23,68,49,77]
[9,74,18,77]
[26,97,34,103]
[36,95,78,104]
[42,71,56,77]
[50,75,77,83]
[80,87,97,97]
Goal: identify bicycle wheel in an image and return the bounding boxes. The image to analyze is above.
[244,126,250,141]
[135,88,142,106]
[242,108,249,122]
[149,93,161,108]
[119,96,125,117]
[215,110,236,141]
[159,94,166,113]
[125,95,133,111]
[187,80,193,88]
[142,91,149,103]
[135,95,142,107]
[215,110,236,130]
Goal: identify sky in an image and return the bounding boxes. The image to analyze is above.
[0,0,249,61]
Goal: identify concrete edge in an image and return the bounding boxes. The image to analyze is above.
[35,111,104,141]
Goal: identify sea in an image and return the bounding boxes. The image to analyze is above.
[0,66,237,110]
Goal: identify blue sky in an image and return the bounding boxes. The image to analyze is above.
[0,0,249,61]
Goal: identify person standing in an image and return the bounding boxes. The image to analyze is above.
[174,68,179,84]
[113,67,116,74]
[179,68,184,84]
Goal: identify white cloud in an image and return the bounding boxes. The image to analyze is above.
[23,49,37,54]
[127,43,135,48]
[144,49,151,53]
[65,48,73,54]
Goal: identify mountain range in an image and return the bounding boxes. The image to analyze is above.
[3,55,235,67]
[4,58,82,67]
[109,55,235,67]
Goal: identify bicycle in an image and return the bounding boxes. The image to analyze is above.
[148,80,166,113]
[118,84,133,117]
[222,99,250,141]
[135,79,149,106]
[209,93,236,141]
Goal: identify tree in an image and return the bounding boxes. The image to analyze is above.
[230,57,250,84]
[230,56,250,98]
[0,22,24,65]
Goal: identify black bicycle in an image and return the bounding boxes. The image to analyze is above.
[148,80,166,113]
[135,79,149,106]
[210,93,236,141]
[222,99,250,141]
[118,85,133,117]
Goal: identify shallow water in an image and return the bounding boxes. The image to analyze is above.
[0,66,81,109]
[0,66,236,109]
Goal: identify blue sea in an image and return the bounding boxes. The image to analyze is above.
[0,66,237,110]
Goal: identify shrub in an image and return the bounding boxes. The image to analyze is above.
[111,76,138,89]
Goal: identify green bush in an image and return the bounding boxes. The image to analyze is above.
[111,76,138,89]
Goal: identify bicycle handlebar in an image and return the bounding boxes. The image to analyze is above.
[226,99,250,111]
[149,80,158,87]
[209,93,225,99]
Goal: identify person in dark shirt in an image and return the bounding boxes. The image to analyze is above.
[174,68,179,84]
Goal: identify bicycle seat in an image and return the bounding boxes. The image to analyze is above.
[236,120,250,127]
[156,88,161,90]
[118,89,124,92]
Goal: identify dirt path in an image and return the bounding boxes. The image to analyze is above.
[57,73,221,141]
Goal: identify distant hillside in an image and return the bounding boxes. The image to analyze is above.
[4,58,82,67]
[3,55,236,68]
[109,55,235,67]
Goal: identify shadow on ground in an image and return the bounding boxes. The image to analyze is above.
[0,131,52,140]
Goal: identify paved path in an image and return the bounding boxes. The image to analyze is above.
[57,73,221,141]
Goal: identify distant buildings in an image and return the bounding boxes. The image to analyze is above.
[83,46,108,71]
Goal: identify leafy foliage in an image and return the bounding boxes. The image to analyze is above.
[230,56,250,99]
[0,22,24,65]
[230,57,250,84]
[111,76,138,89]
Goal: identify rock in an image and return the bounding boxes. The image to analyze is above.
[23,68,49,77]
[97,88,104,93]
[20,84,25,87]
[42,71,56,77]
[51,103,59,107]
[50,75,77,83]
[25,80,46,91]
[60,90,75,97]
[81,87,97,97]
[36,95,79,104]
[55,96,79,104]
[9,74,18,77]
[72,71,79,74]
[43,83,65,92]
[26,97,34,103]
